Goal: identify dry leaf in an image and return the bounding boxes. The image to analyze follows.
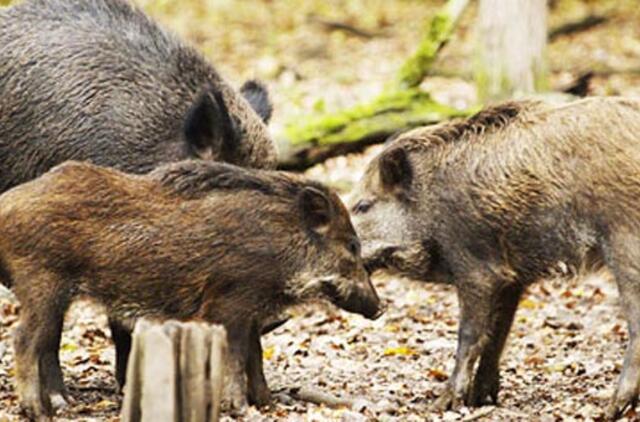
[520,298,538,310]
[383,346,416,357]
[428,368,449,381]
[263,346,275,360]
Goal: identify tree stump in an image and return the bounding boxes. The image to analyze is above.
[121,319,228,422]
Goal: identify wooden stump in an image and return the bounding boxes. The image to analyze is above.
[121,319,228,422]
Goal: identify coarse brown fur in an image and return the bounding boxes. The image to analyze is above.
[349,97,640,419]
[0,160,381,419]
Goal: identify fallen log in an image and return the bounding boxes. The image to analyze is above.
[279,89,468,170]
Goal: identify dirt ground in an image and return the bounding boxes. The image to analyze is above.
[2,0,640,420]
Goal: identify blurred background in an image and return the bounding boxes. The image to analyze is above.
[136,0,640,187]
[1,1,640,420]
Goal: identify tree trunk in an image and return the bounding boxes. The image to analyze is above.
[121,320,228,422]
[475,0,548,100]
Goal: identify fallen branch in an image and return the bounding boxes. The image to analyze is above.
[461,406,497,421]
[288,386,354,409]
[549,14,609,41]
[308,14,384,39]
[279,88,470,170]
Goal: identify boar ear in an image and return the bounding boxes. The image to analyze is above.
[240,79,273,124]
[299,187,333,234]
[183,88,238,160]
[379,147,412,191]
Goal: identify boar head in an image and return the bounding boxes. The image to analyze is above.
[289,186,384,320]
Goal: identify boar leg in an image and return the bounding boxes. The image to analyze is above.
[108,317,132,390]
[41,329,70,410]
[470,284,523,406]
[433,280,496,411]
[605,234,640,419]
[224,321,251,411]
[13,274,69,418]
[246,320,271,407]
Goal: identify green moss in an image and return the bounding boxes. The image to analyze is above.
[396,11,453,89]
[395,0,470,88]
[285,88,471,146]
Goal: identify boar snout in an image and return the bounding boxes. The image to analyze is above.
[322,277,384,320]
[362,243,398,274]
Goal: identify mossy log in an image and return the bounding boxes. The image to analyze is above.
[279,90,469,170]
[278,0,471,170]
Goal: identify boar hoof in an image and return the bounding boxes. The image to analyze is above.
[222,386,249,415]
[18,385,53,421]
[19,400,53,422]
[605,394,637,420]
[470,374,499,406]
[49,392,72,410]
[250,387,272,408]
[431,387,464,412]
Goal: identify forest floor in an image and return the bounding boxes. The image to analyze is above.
[2,0,640,420]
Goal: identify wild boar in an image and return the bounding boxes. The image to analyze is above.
[349,97,640,419]
[0,159,383,419]
[0,0,278,388]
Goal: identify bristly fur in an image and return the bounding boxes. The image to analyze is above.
[0,0,276,191]
[0,158,379,417]
[351,96,640,416]
[148,160,331,201]
[392,100,543,152]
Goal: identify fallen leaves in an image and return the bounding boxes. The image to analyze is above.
[428,368,449,382]
[383,346,416,357]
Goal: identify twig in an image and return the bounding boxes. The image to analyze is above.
[461,406,496,421]
[307,14,383,39]
[287,386,354,409]
[549,15,609,41]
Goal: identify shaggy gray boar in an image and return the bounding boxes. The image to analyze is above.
[349,97,640,419]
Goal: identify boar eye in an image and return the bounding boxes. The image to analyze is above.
[353,199,373,214]
[347,238,361,256]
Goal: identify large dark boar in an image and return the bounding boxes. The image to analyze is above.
[0,160,382,419]
[0,0,277,389]
[0,0,276,182]
[349,97,640,419]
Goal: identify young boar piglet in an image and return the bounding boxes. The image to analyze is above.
[0,0,279,388]
[0,160,383,419]
[349,97,640,419]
